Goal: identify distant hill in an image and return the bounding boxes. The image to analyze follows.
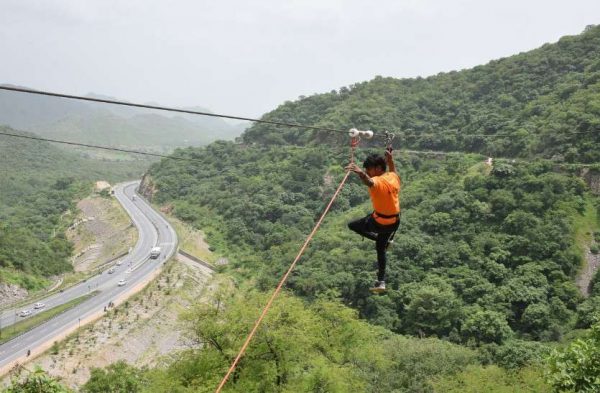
[39,111,229,151]
[244,25,600,163]
[0,86,243,152]
[0,84,93,129]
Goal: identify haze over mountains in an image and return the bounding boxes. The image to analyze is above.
[0,85,246,152]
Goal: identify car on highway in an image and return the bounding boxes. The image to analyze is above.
[108,267,116,274]
[19,309,32,317]
[118,279,127,286]
[150,246,162,259]
[33,302,45,309]
[116,260,123,266]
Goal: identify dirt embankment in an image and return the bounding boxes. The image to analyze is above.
[577,239,600,297]
[27,258,214,390]
[138,174,157,202]
[68,196,137,272]
[0,283,28,307]
[580,168,600,196]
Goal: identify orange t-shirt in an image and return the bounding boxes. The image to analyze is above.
[369,171,401,225]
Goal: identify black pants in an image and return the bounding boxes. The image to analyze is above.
[348,214,399,282]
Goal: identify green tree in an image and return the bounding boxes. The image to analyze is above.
[577,297,600,328]
[403,284,464,337]
[136,287,477,392]
[82,361,144,393]
[521,303,551,337]
[547,322,600,392]
[462,310,512,345]
[432,365,550,393]
[5,366,71,393]
[478,340,550,369]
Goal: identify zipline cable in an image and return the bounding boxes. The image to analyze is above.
[2,85,597,141]
[1,131,597,168]
[0,130,350,166]
[1,86,598,168]
[214,141,357,392]
[0,85,349,136]
[0,130,203,163]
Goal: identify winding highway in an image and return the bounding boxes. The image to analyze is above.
[0,181,177,374]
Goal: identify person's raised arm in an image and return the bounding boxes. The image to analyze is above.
[385,149,396,174]
[345,163,374,187]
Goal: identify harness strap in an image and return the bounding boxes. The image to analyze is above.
[373,211,400,219]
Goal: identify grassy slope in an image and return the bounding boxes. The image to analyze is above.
[572,197,600,255]
[167,215,216,264]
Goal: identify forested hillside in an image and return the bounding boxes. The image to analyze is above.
[149,143,599,341]
[138,140,599,391]
[130,26,600,391]
[244,25,600,163]
[0,127,150,290]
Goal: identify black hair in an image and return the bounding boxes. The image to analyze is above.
[363,154,386,171]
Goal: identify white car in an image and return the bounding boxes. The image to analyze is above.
[19,309,32,317]
[116,260,123,266]
[150,247,161,259]
[108,267,115,274]
[33,302,45,309]
[118,279,127,287]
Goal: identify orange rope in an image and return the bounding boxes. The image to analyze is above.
[215,142,357,392]
[350,136,360,163]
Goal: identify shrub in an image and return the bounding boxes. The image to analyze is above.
[547,322,600,392]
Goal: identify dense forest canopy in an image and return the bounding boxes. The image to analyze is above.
[141,138,599,391]
[244,25,600,163]
[149,142,599,343]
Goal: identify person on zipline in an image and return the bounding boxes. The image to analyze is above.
[346,148,401,293]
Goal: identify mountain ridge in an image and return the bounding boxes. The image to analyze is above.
[243,25,600,163]
[0,85,244,152]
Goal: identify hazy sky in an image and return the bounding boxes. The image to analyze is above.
[1,0,599,118]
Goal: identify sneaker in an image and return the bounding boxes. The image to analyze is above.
[369,281,386,293]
